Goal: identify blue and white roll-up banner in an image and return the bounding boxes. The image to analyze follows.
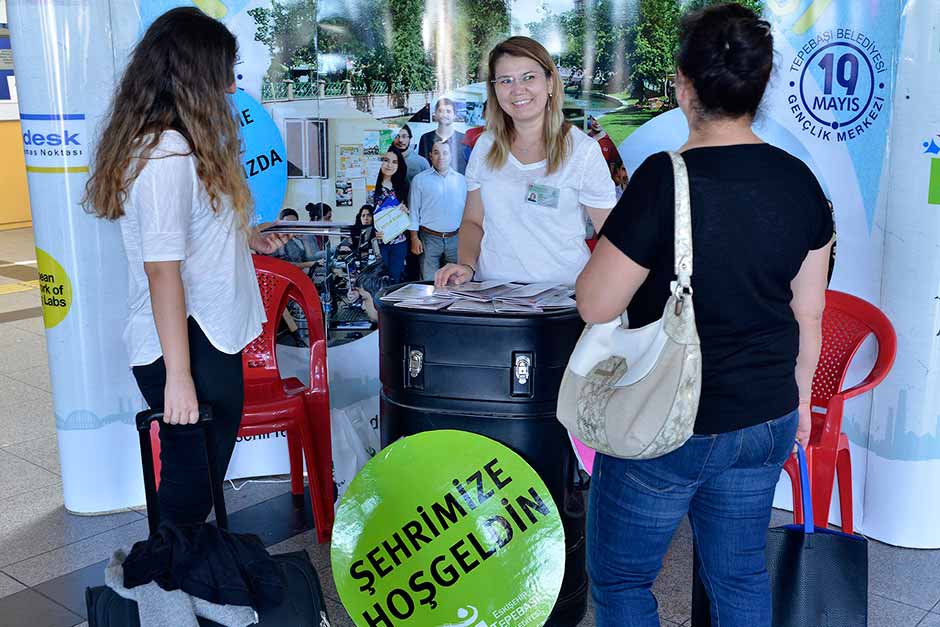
[758,0,903,542]
[6,0,147,513]
[864,0,940,549]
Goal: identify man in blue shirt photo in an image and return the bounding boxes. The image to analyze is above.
[408,140,468,280]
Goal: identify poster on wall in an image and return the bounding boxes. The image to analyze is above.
[352,177,366,201]
[335,178,352,206]
[338,144,364,179]
[362,130,393,156]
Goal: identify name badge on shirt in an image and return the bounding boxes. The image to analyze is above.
[525,183,560,208]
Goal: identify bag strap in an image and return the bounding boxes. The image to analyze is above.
[666,151,692,291]
[795,443,815,534]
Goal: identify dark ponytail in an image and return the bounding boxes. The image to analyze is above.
[677,3,773,118]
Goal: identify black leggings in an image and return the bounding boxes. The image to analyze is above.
[132,318,244,526]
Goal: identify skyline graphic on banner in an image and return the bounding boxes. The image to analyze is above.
[845,389,940,462]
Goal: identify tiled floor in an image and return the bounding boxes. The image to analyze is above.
[0,226,939,626]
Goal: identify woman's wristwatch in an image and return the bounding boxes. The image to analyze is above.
[461,263,477,280]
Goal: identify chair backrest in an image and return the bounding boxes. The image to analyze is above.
[811,289,897,407]
[243,255,326,386]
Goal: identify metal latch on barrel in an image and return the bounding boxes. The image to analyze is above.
[405,346,425,389]
[511,352,533,397]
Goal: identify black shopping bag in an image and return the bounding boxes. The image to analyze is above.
[691,444,868,626]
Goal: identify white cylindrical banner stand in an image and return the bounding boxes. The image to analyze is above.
[6,1,146,513]
[864,0,940,548]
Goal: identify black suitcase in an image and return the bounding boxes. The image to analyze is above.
[85,408,331,627]
[376,299,589,627]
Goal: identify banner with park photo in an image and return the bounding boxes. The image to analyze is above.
[227,0,926,547]
[14,0,938,546]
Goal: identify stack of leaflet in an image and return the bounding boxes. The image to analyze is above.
[378,283,453,310]
[380,281,576,313]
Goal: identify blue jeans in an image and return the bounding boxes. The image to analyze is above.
[588,410,799,627]
[418,232,459,281]
[380,240,408,283]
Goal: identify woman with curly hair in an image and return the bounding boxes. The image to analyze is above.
[83,7,286,524]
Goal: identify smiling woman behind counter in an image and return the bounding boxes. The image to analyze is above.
[435,36,616,288]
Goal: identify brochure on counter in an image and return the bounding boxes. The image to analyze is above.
[381,281,576,313]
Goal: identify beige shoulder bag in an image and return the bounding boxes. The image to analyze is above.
[557,151,701,460]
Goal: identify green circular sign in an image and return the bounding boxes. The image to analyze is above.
[331,430,566,627]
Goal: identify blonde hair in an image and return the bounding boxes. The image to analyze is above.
[484,36,571,175]
[82,8,252,229]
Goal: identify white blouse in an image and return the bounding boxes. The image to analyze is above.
[466,127,616,286]
[119,130,265,367]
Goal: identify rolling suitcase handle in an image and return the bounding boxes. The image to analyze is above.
[135,406,228,534]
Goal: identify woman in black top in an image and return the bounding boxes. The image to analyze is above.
[576,5,833,626]
[350,204,377,260]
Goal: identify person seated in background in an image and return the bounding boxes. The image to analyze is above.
[418,98,467,174]
[394,124,430,184]
[587,115,619,166]
[350,204,378,261]
[610,157,629,201]
[408,141,468,280]
[303,201,341,256]
[274,208,322,270]
[349,205,389,323]
[305,202,333,222]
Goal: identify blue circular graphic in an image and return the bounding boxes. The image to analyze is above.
[232,89,288,223]
[799,41,877,131]
[140,1,252,30]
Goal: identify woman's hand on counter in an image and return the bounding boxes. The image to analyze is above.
[435,263,474,288]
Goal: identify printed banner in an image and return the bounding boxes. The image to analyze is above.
[19,113,88,174]
[7,0,147,513]
[862,0,940,548]
[761,0,903,540]
[331,430,565,627]
[233,89,287,223]
[11,0,936,546]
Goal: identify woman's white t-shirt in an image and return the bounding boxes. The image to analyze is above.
[119,130,265,367]
[466,127,616,286]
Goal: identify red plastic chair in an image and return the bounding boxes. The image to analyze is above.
[783,289,896,534]
[148,255,334,543]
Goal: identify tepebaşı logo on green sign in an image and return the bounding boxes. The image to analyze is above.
[331,430,566,627]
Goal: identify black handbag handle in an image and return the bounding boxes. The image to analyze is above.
[136,406,228,533]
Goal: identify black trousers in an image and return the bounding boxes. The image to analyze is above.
[132,318,244,525]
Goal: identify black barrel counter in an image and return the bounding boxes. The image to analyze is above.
[377,295,588,627]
